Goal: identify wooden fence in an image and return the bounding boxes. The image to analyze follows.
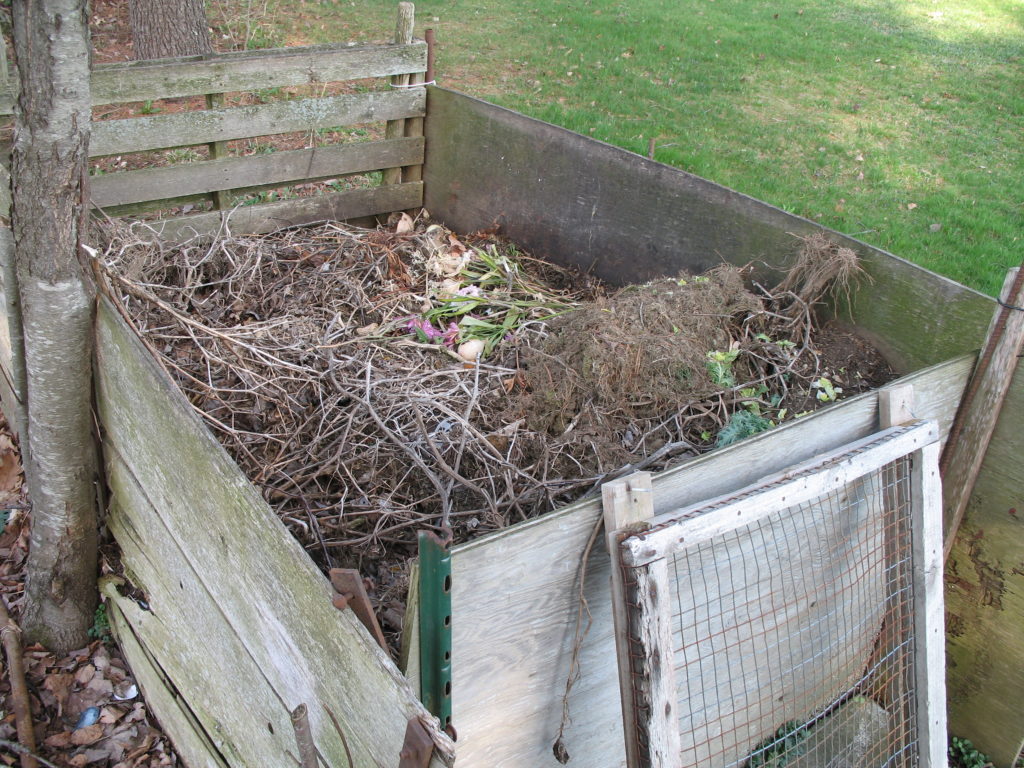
[0,36,427,238]
[409,362,969,768]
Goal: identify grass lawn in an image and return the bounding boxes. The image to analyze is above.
[233,0,1021,296]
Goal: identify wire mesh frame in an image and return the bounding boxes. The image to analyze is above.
[607,421,946,768]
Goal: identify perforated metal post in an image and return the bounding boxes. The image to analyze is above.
[418,530,453,733]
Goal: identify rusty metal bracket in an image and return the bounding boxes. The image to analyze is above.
[398,716,435,768]
[329,568,388,651]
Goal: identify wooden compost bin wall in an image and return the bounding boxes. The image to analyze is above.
[93,296,453,768]
[422,87,1024,765]
[0,40,456,768]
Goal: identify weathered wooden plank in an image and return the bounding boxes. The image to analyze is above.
[94,298,454,767]
[603,474,657,768]
[910,441,947,768]
[439,356,970,768]
[0,42,427,114]
[622,557,680,767]
[91,138,424,208]
[422,87,995,374]
[204,92,230,211]
[382,3,415,186]
[622,421,938,567]
[102,587,231,768]
[944,364,1024,766]
[91,89,426,157]
[136,182,421,242]
[104,460,330,767]
[941,267,1024,560]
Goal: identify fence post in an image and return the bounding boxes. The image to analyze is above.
[604,472,680,767]
[383,2,415,187]
[910,439,947,768]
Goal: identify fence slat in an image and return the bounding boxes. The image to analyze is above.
[91,89,426,157]
[0,42,427,114]
[383,2,415,186]
[91,138,424,209]
[133,182,422,243]
[911,440,947,768]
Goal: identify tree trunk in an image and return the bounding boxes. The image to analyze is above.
[129,0,212,60]
[11,0,99,654]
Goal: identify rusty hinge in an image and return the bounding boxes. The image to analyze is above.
[329,568,388,651]
[398,716,435,768]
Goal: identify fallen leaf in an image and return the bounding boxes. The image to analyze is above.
[86,675,114,697]
[74,663,96,686]
[44,730,74,749]
[71,723,105,746]
[101,705,127,724]
[43,672,74,715]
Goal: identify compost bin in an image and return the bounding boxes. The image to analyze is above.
[0,26,1019,768]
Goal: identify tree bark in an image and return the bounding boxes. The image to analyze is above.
[11,0,99,653]
[129,0,212,60]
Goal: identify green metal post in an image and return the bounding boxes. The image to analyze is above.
[418,530,453,733]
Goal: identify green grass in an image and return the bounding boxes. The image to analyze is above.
[247,0,1023,296]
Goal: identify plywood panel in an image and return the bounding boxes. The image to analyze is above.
[422,88,994,374]
[945,367,1024,766]
[441,357,971,767]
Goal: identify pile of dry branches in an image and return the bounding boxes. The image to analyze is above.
[95,216,872,575]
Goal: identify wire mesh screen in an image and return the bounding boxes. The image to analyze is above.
[627,456,919,768]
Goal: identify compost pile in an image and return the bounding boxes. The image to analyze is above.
[96,217,890,593]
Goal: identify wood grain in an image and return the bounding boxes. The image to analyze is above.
[603,473,656,767]
[0,41,427,114]
[91,90,426,157]
[438,357,970,768]
[941,267,1024,561]
[95,298,454,767]
[135,182,422,243]
[91,138,424,209]
[102,587,230,768]
[911,441,947,768]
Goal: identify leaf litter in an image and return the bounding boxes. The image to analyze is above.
[94,212,893,650]
[0,413,180,767]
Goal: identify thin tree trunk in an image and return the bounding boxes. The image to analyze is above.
[11,0,99,654]
[129,0,212,60]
